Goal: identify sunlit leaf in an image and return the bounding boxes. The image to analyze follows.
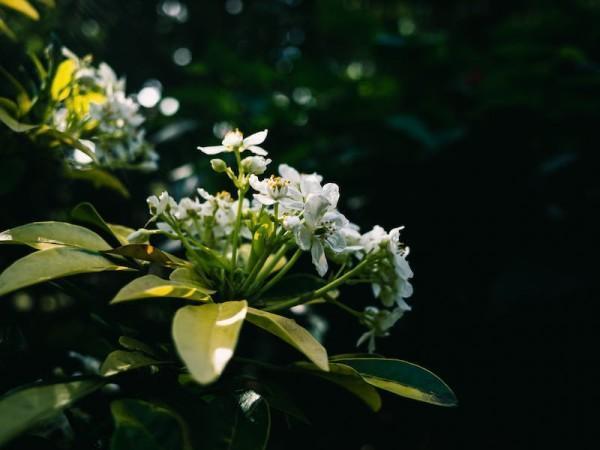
[0,0,39,20]
[333,358,457,407]
[246,307,329,371]
[0,247,134,297]
[100,350,164,377]
[0,379,103,446]
[108,224,138,245]
[110,399,191,450]
[294,361,382,411]
[169,267,207,287]
[0,106,37,133]
[106,244,187,268]
[172,301,247,385]
[111,275,213,304]
[50,58,75,100]
[0,221,111,250]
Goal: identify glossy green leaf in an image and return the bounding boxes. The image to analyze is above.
[172,301,247,385]
[169,267,207,287]
[333,358,457,407]
[110,399,191,450]
[0,221,111,250]
[0,106,37,132]
[109,224,139,245]
[294,361,382,411]
[106,244,187,268]
[0,0,39,19]
[0,379,103,446]
[111,275,212,304]
[100,350,164,377]
[71,202,125,246]
[246,307,329,371]
[0,247,134,297]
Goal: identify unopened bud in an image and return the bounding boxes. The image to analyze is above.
[210,158,228,173]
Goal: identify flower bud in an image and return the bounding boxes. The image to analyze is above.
[210,158,228,173]
[241,156,271,175]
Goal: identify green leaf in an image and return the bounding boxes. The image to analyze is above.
[66,167,130,198]
[0,106,37,133]
[294,361,382,412]
[106,244,188,268]
[0,379,103,446]
[246,307,329,371]
[0,0,40,20]
[0,221,111,250]
[118,336,158,357]
[38,126,98,163]
[172,301,248,385]
[111,275,213,304]
[169,267,207,287]
[110,399,191,450]
[71,202,126,246]
[100,350,164,377]
[0,247,134,297]
[0,18,16,40]
[109,224,139,245]
[333,358,457,407]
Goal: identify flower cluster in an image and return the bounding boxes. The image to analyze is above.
[135,129,414,350]
[50,48,157,170]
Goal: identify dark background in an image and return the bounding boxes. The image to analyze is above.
[1,0,599,448]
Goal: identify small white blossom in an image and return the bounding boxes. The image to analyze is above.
[286,193,348,276]
[242,156,271,175]
[198,129,269,156]
[357,306,405,352]
[147,191,176,220]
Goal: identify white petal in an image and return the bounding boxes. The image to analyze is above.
[243,129,268,146]
[300,174,322,196]
[371,283,382,298]
[253,194,276,205]
[311,241,328,276]
[247,145,268,156]
[295,225,312,251]
[198,145,227,155]
[249,174,267,193]
[197,188,212,200]
[326,231,347,253]
[304,194,329,228]
[283,215,300,230]
[322,183,340,208]
[279,164,301,183]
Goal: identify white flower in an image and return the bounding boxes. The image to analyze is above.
[241,155,271,175]
[198,129,269,156]
[175,197,202,220]
[357,306,405,353]
[360,225,414,309]
[249,175,291,206]
[286,193,348,276]
[147,191,176,220]
[277,164,339,211]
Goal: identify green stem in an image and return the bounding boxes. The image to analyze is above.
[247,243,290,295]
[230,149,245,268]
[323,293,362,318]
[263,257,372,312]
[255,248,302,297]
